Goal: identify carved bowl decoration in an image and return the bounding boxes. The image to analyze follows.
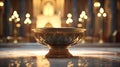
[32,28,86,58]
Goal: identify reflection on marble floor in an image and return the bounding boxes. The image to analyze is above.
[0,43,120,67]
[0,56,120,67]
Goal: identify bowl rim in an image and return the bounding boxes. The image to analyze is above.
[32,27,86,33]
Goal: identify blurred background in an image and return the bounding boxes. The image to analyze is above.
[0,0,120,43]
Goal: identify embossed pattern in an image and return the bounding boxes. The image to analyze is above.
[33,28,85,48]
[32,28,86,58]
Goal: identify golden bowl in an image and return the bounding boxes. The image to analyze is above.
[32,28,86,58]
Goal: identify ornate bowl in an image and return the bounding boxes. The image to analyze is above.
[32,28,86,58]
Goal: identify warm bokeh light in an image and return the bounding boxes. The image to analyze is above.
[99,8,104,13]
[9,10,20,22]
[77,24,82,27]
[94,2,101,7]
[66,18,73,24]
[67,13,72,18]
[26,13,30,18]
[13,11,19,18]
[78,18,82,22]
[37,16,61,28]
[80,11,88,19]
[24,18,32,24]
[81,11,85,16]
[66,13,73,24]
[113,30,118,36]
[103,13,107,17]
[16,23,21,28]
[0,1,4,7]
[37,56,50,67]
[16,18,20,22]
[78,11,88,22]
[97,8,107,18]
[84,15,88,19]
[97,7,107,43]
[80,11,85,18]
[6,36,12,40]
[24,13,32,24]
[11,15,15,19]
[97,13,101,17]
[9,18,12,22]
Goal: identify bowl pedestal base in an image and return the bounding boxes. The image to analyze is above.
[46,48,73,58]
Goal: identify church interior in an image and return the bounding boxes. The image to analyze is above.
[0,0,120,43]
[0,0,120,67]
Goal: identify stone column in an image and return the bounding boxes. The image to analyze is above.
[0,2,4,37]
[92,0,100,42]
[109,0,117,42]
[87,0,94,36]
[104,0,111,42]
[20,0,25,36]
[72,0,78,27]
[3,0,11,37]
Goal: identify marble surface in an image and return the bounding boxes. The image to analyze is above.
[0,43,120,67]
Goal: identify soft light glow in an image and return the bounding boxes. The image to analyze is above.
[80,11,88,19]
[36,1,61,28]
[97,8,107,18]
[78,11,88,23]
[77,24,82,27]
[103,13,107,17]
[80,11,86,18]
[67,13,72,18]
[9,18,12,22]
[68,18,73,23]
[36,15,61,28]
[66,13,73,24]
[99,8,104,13]
[67,61,74,67]
[16,23,21,28]
[9,10,20,22]
[94,2,101,7]
[24,13,32,24]
[99,39,104,44]
[80,14,84,18]
[84,15,88,19]
[24,18,32,24]
[26,13,30,18]
[78,18,82,22]
[66,18,73,24]
[113,30,118,36]
[43,2,54,16]
[13,11,19,18]
[70,50,115,56]
[11,15,15,19]
[37,56,50,67]
[6,36,12,40]
[16,18,20,22]
[81,11,85,16]
[0,1,4,7]
[13,39,18,43]
[97,13,101,17]
[66,20,70,24]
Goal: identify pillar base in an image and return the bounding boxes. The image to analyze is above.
[45,48,73,58]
